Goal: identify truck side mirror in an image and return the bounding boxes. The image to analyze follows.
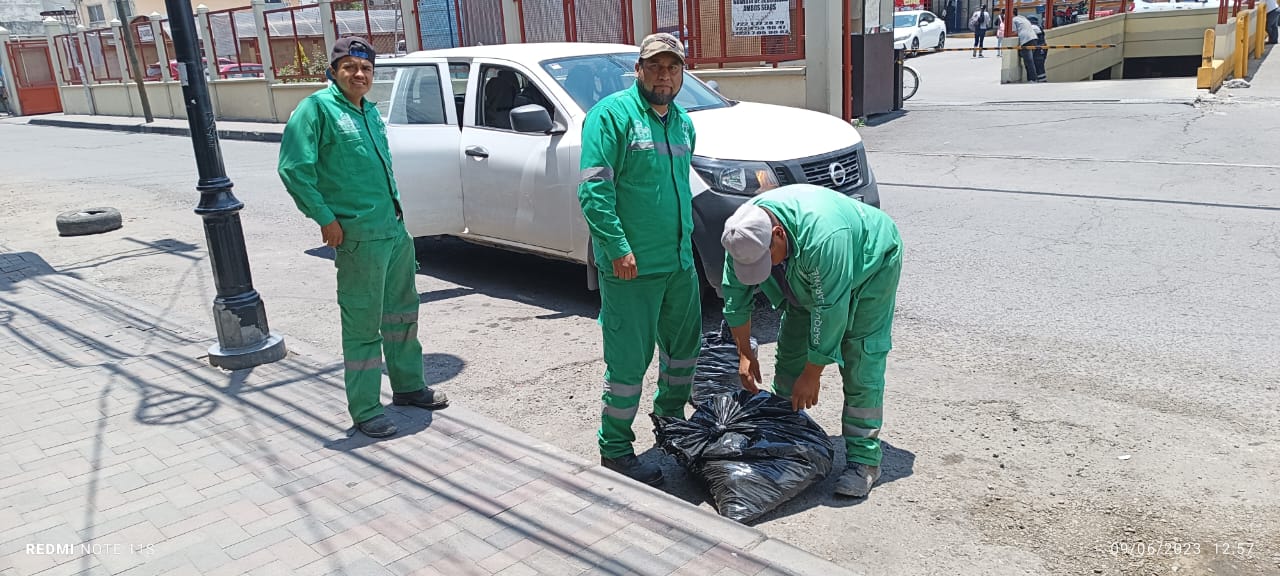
[510,104,554,134]
[707,80,720,93]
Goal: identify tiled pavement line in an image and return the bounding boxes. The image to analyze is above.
[0,248,860,576]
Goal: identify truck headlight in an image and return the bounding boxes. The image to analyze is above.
[691,157,780,196]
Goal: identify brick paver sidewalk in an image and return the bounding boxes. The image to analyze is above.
[0,249,859,576]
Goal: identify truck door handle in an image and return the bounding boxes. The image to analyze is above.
[465,146,489,158]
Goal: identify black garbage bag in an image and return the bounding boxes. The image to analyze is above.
[652,389,835,524]
[690,321,757,407]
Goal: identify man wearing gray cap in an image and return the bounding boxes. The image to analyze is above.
[719,184,903,498]
[578,32,700,486]
[278,37,448,440]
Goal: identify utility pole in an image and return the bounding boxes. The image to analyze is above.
[164,0,286,370]
[113,0,152,123]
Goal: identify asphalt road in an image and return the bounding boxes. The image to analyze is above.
[1,91,1277,576]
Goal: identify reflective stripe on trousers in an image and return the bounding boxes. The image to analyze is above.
[596,267,702,459]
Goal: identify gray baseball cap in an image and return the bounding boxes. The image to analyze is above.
[721,203,774,286]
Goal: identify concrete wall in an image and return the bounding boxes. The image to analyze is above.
[691,67,807,110]
[58,86,93,115]
[89,83,133,115]
[1039,14,1126,82]
[270,83,326,122]
[210,79,272,121]
[0,0,48,37]
[1123,8,1217,58]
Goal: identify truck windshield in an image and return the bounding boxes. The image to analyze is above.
[540,53,730,114]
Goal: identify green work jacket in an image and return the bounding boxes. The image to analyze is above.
[722,184,901,368]
[578,83,697,278]
[278,82,403,241]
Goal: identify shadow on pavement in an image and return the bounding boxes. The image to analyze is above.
[324,405,437,451]
[864,110,910,127]
[57,237,202,274]
[0,248,794,576]
[307,238,600,319]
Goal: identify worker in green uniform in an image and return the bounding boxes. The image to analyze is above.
[719,184,903,498]
[578,32,702,486]
[278,37,448,439]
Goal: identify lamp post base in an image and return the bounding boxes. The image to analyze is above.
[208,332,287,371]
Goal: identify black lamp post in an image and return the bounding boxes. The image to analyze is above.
[165,0,286,370]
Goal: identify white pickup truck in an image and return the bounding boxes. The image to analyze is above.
[368,42,881,296]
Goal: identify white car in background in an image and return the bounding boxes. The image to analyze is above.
[893,10,947,53]
[366,42,882,297]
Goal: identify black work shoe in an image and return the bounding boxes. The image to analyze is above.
[392,387,449,410]
[833,463,882,498]
[357,414,397,438]
[601,453,664,486]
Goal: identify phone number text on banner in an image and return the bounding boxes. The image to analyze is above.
[731,0,792,37]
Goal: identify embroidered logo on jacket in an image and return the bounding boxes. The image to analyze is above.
[337,113,360,136]
[629,120,655,151]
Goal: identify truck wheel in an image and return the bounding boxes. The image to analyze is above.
[56,207,122,237]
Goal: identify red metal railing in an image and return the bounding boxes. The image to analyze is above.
[652,0,804,68]
[131,18,173,81]
[207,6,262,73]
[519,0,633,44]
[7,40,58,89]
[264,4,326,81]
[84,28,122,82]
[332,0,405,58]
[53,34,83,85]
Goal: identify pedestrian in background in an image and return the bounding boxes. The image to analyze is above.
[1013,9,1046,82]
[578,32,702,486]
[970,4,992,57]
[1266,0,1278,45]
[994,9,1006,58]
[277,36,449,439]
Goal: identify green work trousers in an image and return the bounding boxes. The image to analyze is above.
[334,229,426,424]
[772,247,902,467]
[597,266,703,459]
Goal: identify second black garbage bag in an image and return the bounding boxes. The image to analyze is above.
[652,389,835,524]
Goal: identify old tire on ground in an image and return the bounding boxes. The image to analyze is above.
[56,207,122,237]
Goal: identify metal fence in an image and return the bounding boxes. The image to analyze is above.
[264,4,327,81]
[575,0,635,43]
[653,0,803,68]
[53,34,83,85]
[83,28,122,82]
[332,0,406,57]
[417,0,506,49]
[207,6,262,75]
[131,18,175,81]
[519,0,633,43]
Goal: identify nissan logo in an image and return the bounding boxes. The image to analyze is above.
[828,162,847,186]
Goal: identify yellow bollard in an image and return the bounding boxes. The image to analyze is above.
[1235,13,1248,79]
[1198,28,1218,90]
[1256,7,1266,57]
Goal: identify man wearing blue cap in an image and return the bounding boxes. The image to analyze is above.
[278,37,449,439]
